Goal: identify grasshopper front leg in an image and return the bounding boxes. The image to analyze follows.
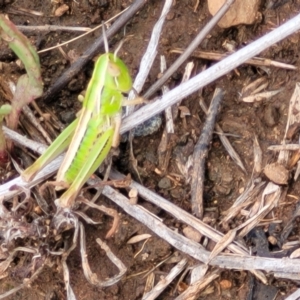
[22,119,79,182]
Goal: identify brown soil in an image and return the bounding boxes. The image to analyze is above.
[1,0,300,299]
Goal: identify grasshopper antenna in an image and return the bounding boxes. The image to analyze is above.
[102,22,109,54]
[113,35,134,61]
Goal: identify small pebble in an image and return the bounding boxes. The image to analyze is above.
[220,279,232,290]
[158,177,171,189]
[182,226,202,243]
[214,184,231,196]
[166,12,175,20]
[264,105,278,127]
[60,111,76,124]
[54,4,69,17]
[263,163,289,185]
[170,187,184,199]
[268,236,277,245]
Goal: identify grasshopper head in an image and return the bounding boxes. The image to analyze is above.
[105,53,132,93]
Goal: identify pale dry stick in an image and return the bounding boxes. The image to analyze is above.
[242,88,283,102]
[79,223,127,287]
[173,62,194,122]
[199,98,247,173]
[125,0,173,115]
[253,135,263,173]
[193,0,200,12]
[143,0,235,99]
[275,272,300,281]
[283,83,300,143]
[170,48,296,70]
[191,88,223,218]
[285,289,300,300]
[142,258,188,300]
[121,12,300,135]
[60,217,79,300]
[190,264,209,284]
[242,77,267,96]
[269,144,300,151]
[174,270,219,300]
[4,126,47,154]
[17,25,91,32]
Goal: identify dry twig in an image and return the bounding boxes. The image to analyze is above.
[143,0,235,98]
[191,88,223,218]
[170,48,296,70]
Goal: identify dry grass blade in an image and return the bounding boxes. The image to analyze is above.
[174,270,219,300]
[157,59,194,173]
[220,181,265,224]
[142,258,187,300]
[170,48,296,70]
[238,183,282,238]
[278,83,300,164]
[79,223,127,287]
[253,135,263,173]
[242,88,283,102]
[17,25,91,32]
[208,229,237,263]
[127,234,152,244]
[160,55,174,134]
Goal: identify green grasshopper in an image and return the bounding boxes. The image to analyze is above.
[22,38,132,208]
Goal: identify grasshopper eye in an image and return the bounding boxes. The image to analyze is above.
[107,61,121,77]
